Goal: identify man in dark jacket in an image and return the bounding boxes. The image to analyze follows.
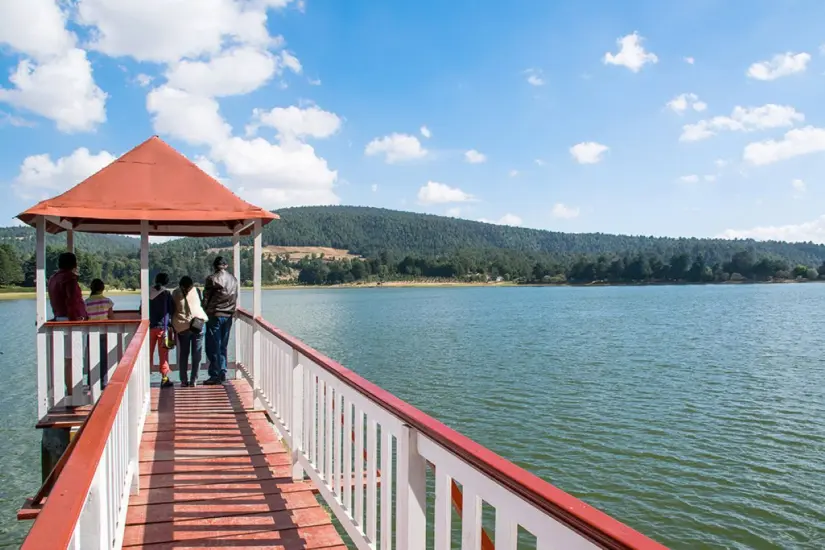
[203,256,239,385]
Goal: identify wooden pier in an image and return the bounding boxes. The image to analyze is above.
[124,380,344,549]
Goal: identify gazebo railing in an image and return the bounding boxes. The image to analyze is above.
[22,321,151,550]
[38,320,141,415]
[234,308,667,550]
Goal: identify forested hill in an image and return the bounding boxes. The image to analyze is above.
[0,226,139,255]
[162,206,825,267]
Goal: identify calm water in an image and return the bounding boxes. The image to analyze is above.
[2,285,825,548]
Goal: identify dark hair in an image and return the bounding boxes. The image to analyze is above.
[213,256,228,270]
[58,252,77,271]
[154,272,169,290]
[90,278,105,294]
[179,276,194,289]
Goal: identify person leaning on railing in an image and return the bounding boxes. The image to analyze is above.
[47,252,88,322]
[171,276,208,387]
[202,256,238,386]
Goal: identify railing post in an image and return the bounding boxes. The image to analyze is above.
[291,349,304,481]
[252,219,264,411]
[397,425,427,550]
[77,458,110,550]
[35,215,49,420]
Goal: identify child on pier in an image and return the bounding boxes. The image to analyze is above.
[85,279,114,387]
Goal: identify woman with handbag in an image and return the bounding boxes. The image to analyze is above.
[149,272,175,388]
[171,276,208,387]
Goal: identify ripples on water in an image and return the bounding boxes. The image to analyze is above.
[1,286,824,548]
[262,285,825,549]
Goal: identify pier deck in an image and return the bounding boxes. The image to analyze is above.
[124,379,345,549]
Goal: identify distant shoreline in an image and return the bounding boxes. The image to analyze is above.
[0,278,817,300]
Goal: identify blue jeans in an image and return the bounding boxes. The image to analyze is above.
[205,317,232,380]
[177,329,203,384]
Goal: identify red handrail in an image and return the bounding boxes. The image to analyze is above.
[239,308,667,549]
[21,321,150,549]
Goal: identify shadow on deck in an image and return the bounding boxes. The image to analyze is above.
[125,380,345,549]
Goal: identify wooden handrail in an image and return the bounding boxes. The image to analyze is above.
[21,321,149,549]
[239,308,666,549]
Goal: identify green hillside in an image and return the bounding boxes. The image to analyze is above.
[163,206,825,267]
[2,206,824,288]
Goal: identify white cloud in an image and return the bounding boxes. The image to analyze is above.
[680,104,804,142]
[743,126,825,166]
[75,0,290,63]
[720,216,825,244]
[0,0,76,59]
[164,47,278,97]
[420,125,431,138]
[509,169,519,178]
[146,86,231,146]
[246,105,342,139]
[136,73,153,87]
[704,174,717,182]
[193,155,220,180]
[365,133,427,163]
[684,56,695,65]
[0,111,36,128]
[211,135,338,208]
[447,207,461,217]
[603,32,658,72]
[308,77,321,86]
[280,50,302,74]
[792,178,806,195]
[715,159,728,168]
[417,181,474,204]
[0,49,107,132]
[747,52,811,81]
[666,93,707,114]
[524,68,544,86]
[12,147,116,200]
[570,141,609,164]
[479,213,523,226]
[464,149,487,164]
[551,203,580,219]
[371,184,378,192]
[535,159,545,166]
[679,174,699,183]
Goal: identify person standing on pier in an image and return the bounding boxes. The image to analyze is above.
[149,273,174,388]
[47,252,87,322]
[202,256,238,385]
[171,276,208,387]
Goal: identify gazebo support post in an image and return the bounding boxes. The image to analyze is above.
[252,219,263,411]
[66,229,74,253]
[140,221,149,320]
[233,229,242,379]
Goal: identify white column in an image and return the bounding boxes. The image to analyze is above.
[66,229,74,253]
[291,351,304,481]
[252,219,263,410]
[140,221,149,320]
[396,425,427,550]
[233,229,241,378]
[36,216,48,419]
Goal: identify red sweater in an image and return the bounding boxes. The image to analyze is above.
[47,270,88,320]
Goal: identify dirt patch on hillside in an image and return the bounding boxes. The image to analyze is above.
[207,245,360,261]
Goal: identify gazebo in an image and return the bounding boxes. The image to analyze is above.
[17,135,277,470]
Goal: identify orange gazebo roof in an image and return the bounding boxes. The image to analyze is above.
[17,136,278,237]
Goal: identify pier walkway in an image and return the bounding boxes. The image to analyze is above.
[125,380,344,549]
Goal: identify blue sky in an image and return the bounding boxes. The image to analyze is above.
[2,0,825,241]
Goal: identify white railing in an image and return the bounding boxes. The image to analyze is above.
[235,309,667,550]
[38,319,141,416]
[22,322,151,550]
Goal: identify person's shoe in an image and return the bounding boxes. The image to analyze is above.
[203,378,221,385]
[180,380,189,387]
[188,381,197,387]
[160,378,174,388]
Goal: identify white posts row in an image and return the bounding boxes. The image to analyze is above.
[233,312,621,550]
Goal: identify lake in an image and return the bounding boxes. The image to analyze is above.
[1,285,824,548]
